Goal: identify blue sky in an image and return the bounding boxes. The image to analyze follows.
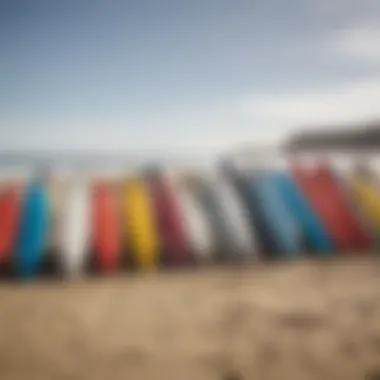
[2,0,380,155]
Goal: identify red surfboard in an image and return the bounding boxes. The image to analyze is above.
[0,185,22,264]
[147,173,190,265]
[92,182,122,272]
[317,164,371,250]
[291,162,370,252]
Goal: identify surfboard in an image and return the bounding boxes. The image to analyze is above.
[315,164,371,251]
[168,174,215,264]
[146,172,190,265]
[59,179,91,276]
[45,178,66,272]
[219,161,269,256]
[348,172,380,234]
[334,167,377,246]
[92,181,122,272]
[47,179,64,250]
[273,172,334,255]
[186,175,234,262]
[291,163,371,252]
[15,180,50,278]
[205,172,259,262]
[122,177,159,269]
[0,185,22,266]
[249,172,303,258]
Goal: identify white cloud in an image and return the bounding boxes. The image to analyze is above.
[238,79,380,135]
[327,23,380,63]
[308,0,380,64]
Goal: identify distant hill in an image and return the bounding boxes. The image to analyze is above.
[284,121,380,152]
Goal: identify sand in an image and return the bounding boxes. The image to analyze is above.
[0,257,379,380]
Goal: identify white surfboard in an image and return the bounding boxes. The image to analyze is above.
[59,178,91,276]
[167,173,215,263]
[206,172,259,261]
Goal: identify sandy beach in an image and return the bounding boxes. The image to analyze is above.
[0,257,379,380]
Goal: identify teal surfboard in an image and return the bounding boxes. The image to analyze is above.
[15,180,50,278]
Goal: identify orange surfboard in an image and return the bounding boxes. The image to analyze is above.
[92,182,122,272]
[0,185,22,264]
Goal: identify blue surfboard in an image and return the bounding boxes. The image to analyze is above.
[238,174,276,256]
[15,180,50,278]
[248,172,303,259]
[273,172,334,255]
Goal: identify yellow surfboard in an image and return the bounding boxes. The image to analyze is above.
[349,174,380,232]
[122,177,159,269]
